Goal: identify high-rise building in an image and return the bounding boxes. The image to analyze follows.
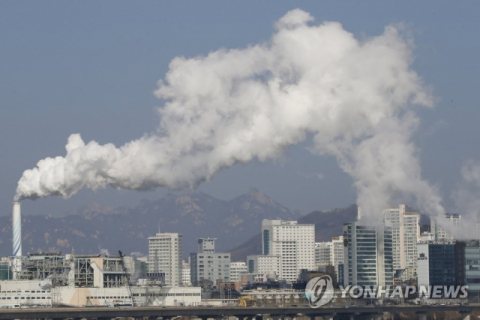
[331,236,345,281]
[148,233,182,286]
[465,240,480,296]
[315,242,332,268]
[314,237,344,281]
[383,205,420,279]
[420,231,435,241]
[182,260,191,286]
[190,238,230,286]
[343,222,394,287]
[246,255,281,276]
[229,261,248,282]
[261,219,315,282]
[198,238,216,253]
[417,240,465,295]
[431,213,461,241]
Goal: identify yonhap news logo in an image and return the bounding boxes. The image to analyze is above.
[305,275,335,308]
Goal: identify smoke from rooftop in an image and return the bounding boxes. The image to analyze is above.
[15,9,447,226]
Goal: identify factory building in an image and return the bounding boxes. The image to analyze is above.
[0,259,12,280]
[0,252,201,307]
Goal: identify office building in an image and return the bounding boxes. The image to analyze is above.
[343,222,394,287]
[420,232,435,241]
[148,233,182,286]
[383,205,420,279]
[229,261,248,282]
[464,241,480,296]
[190,238,230,286]
[314,237,344,281]
[431,213,461,241]
[417,240,465,295]
[261,219,315,282]
[182,260,191,286]
[246,255,281,276]
[198,238,216,253]
[315,242,332,268]
[331,236,345,281]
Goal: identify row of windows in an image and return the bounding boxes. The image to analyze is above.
[131,293,200,297]
[0,290,50,293]
[1,297,50,300]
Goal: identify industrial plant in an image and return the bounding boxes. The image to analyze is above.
[0,202,201,308]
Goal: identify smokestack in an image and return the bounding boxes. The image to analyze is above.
[12,201,22,257]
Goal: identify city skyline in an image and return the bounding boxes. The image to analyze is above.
[2,2,480,314]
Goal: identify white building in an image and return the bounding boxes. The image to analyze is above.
[420,231,435,241]
[261,219,315,282]
[343,222,394,287]
[383,205,420,279]
[182,260,191,286]
[198,238,216,253]
[331,236,344,280]
[148,233,182,286]
[190,238,230,286]
[229,261,247,282]
[246,255,281,277]
[314,242,332,268]
[314,236,344,281]
[431,213,461,241]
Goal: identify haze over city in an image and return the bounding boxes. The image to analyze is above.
[1,2,480,228]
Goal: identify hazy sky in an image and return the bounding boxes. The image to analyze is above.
[1,1,479,218]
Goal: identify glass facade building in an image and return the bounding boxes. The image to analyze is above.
[417,240,465,296]
[343,222,393,286]
[465,241,480,295]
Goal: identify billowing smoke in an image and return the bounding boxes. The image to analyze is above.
[450,160,480,237]
[15,9,444,223]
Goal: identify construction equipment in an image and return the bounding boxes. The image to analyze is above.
[239,296,257,307]
[118,250,136,307]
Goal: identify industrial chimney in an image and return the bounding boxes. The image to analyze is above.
[12,201,22,257]
[12,201,22,279]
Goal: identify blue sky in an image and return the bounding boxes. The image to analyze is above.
[1,1,479,217]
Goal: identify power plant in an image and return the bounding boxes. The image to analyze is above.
[1,201,201,308]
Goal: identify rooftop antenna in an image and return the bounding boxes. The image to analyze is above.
[158,220,161,234]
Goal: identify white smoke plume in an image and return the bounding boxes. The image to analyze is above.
[449,160,480,238]
[15,9,444,222]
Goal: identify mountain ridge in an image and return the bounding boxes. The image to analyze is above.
[0,188,300,258]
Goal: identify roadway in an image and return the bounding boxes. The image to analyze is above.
[0,305,477,320]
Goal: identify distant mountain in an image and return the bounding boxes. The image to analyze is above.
[230,204,358,261]
[0,188,299,258]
